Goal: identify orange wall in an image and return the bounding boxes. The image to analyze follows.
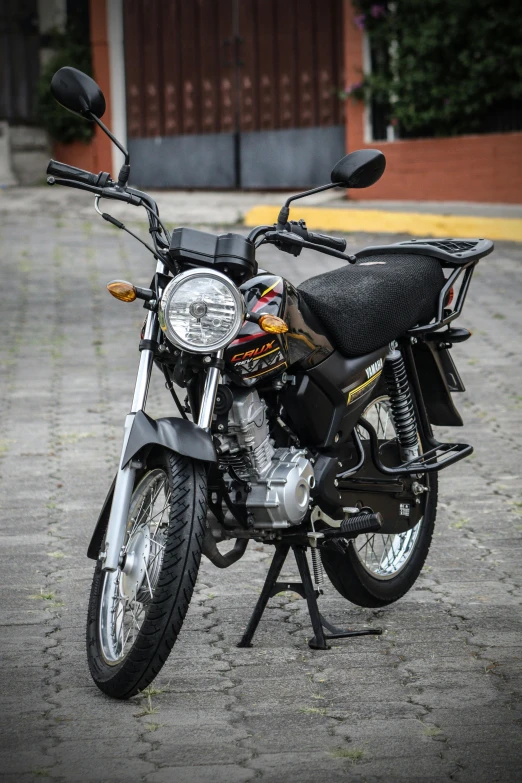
[53,0,113,175]
[343,0,522,204]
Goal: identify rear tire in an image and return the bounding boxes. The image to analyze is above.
[86,451,207,699]
[321,395,438,608]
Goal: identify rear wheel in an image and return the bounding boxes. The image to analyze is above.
[321,395,437,607]
[86,451,207,699]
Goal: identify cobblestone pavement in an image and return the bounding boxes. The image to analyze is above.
[1,211,521,783]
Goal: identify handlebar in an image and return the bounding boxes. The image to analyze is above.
[46,158,169,255]
[260,227,356,264]
[47,160,111,189]
[285,219,347,254]
[46,161,146,207]
[306,230,346,253]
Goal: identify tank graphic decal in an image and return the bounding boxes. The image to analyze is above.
[240,351,287,379]
[225,274,288,384]
[231,339,279,364]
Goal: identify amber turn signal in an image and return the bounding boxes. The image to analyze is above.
[258,314,288,334]
[107,280,137,302]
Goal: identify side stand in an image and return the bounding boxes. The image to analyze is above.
[237,543,382,650]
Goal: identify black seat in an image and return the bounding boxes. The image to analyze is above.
[297,253,445,357]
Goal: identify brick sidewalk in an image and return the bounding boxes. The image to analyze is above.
[0,214,521,782]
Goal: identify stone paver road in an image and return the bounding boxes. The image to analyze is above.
[1,210,521,782]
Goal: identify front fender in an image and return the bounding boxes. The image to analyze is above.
[121,410,217,467]
[87,412,216,560]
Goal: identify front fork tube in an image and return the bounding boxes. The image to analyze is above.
[101,308,158,572]
[101,315,223,572]
[198,349,224,429]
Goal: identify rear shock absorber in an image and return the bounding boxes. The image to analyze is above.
[383,348,419,461]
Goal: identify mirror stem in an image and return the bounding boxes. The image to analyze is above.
[88,112,130,187]
[276,182,342,229]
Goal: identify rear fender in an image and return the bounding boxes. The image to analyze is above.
[412,341,464,426]
[86,411,217,560]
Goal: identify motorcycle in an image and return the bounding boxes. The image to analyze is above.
[47,67,493,700]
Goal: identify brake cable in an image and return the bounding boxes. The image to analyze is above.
[94,196,163,260]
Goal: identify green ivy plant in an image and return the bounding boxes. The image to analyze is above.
[345,0,522,138]
[37,31,94,144]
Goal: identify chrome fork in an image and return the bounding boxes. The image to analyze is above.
[197,349,224,430]
[101,300,160,572]
[101,265,222,572]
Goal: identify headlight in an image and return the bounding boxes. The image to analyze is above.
[159,269,244,353]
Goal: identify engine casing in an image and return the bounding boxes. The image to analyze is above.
[246,447,314,526]
[217,388,314,527]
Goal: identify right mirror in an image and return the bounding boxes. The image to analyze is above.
[51,66,106,120]
[331,149,386,188]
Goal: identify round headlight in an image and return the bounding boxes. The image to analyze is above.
[159,269,244,353]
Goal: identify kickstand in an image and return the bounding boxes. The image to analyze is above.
[237,543,382,650]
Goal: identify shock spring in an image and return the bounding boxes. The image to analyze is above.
[383,349,418,455]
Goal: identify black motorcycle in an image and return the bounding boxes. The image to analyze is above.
[47,67,493,700]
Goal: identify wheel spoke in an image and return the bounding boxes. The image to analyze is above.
[98,468,171,665]
[143,555,154,600]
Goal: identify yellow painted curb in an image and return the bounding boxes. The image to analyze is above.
[244,205,522,242]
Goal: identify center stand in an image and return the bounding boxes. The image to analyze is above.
[237,543,382,650]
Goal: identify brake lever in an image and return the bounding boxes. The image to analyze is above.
[266,230,356,264]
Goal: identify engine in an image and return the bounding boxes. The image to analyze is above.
[217,388,315,527]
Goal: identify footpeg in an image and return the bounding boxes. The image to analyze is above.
[325,511,383,539]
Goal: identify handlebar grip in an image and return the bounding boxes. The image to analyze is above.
[46,159,108,188]
[307,231,347,253]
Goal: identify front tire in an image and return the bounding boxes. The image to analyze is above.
[86,451,207,699]
[321,395,438,608]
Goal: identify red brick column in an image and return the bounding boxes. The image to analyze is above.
[343,0,365,152]
[53,0,113,175]
[89,0,113,174]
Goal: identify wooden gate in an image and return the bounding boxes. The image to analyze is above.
[124,0,345,188]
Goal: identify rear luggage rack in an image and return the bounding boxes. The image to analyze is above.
[355,237,494,336]
[355,237,493,267]
[358,417,473,476]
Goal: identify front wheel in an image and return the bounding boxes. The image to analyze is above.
[86,451,207,699]
[321,395,438,608]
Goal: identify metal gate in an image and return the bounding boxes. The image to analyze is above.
[124,0,345,188]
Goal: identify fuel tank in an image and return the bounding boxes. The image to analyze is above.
[224,273,334,385]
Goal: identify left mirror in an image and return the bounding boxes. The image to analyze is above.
[51,66,106,120]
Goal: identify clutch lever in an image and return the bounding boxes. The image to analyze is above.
[47,176,143,206]
[266,230,356,264]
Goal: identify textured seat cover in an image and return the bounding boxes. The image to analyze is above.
[297,254,445,356]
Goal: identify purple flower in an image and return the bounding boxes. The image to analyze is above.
[371,4,386,18]
[344,81,363,95]
[354,13,366,30]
